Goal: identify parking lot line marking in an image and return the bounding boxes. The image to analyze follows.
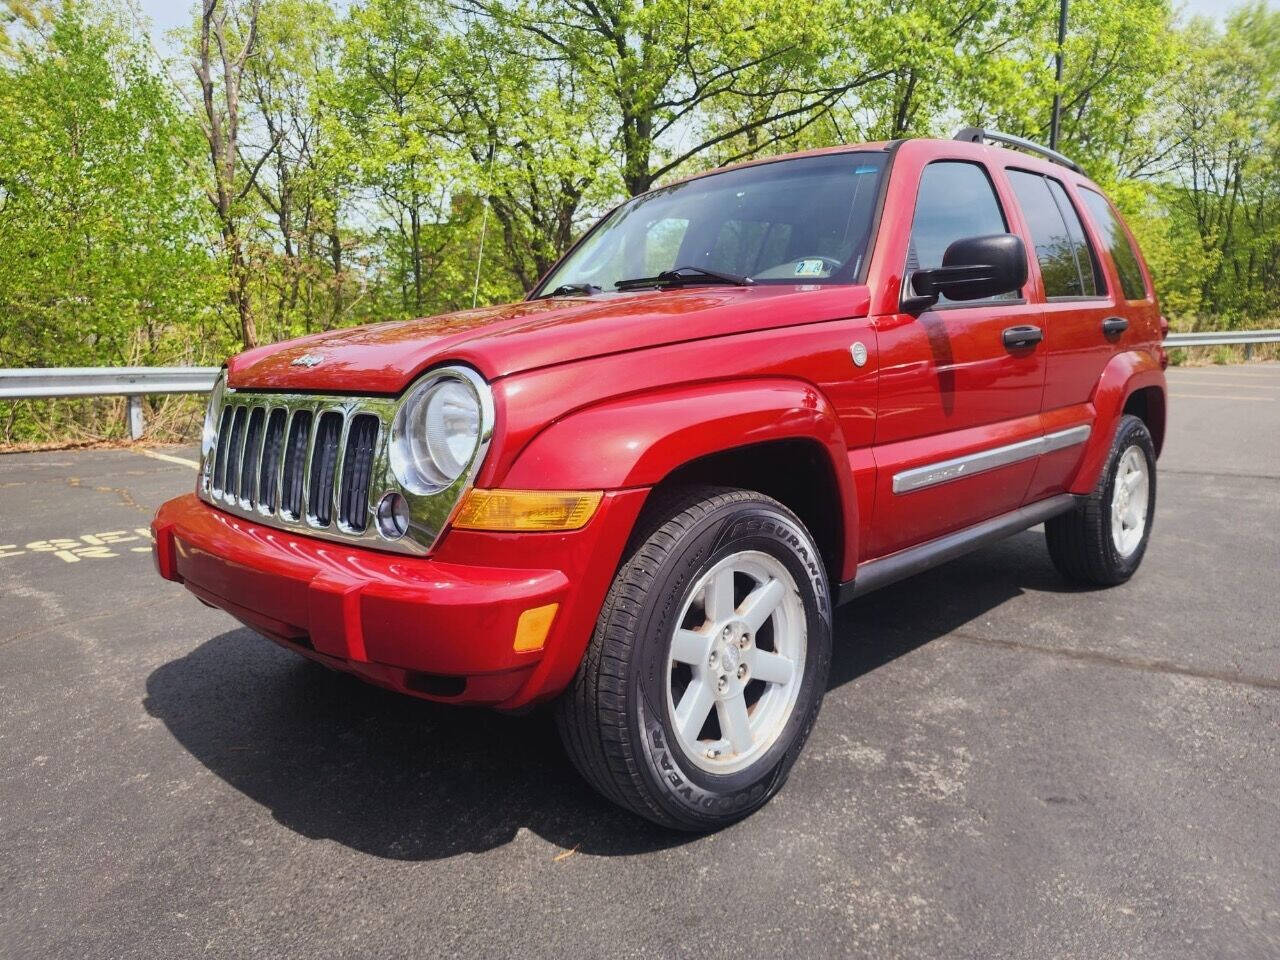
[1169,392,1277,401]
[137,448,200,469]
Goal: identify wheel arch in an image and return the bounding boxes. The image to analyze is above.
[500,378,857,582]
[1070,350,1167,495]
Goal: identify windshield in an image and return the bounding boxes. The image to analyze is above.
[534,150,889,296]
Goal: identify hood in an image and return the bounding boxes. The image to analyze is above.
[226,283,871,394]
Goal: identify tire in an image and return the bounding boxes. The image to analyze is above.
[555,485,833,831]
[1045,414,1157,586]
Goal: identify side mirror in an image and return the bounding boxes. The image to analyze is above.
[904,233,1027,313]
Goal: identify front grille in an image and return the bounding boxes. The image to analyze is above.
[207,400,383,532]
[197,371,490,558]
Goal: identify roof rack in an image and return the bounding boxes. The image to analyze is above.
[952,126,1082,173]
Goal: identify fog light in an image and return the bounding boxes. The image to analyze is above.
[376,491,409,540]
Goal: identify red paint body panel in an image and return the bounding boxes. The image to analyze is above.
[226,284,871,393]
[153,490,646,708]
[156,136,1167,710]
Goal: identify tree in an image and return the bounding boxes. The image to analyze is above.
[194,0,271,348]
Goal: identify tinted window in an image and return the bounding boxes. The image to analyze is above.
[535,152,888,295]
[1008,170,1104,299]
[907,161,1016,305]
[1080,188,1147,300]
[1046,179,1105,295]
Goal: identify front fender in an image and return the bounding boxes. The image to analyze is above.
[501,377,858,569]
[1070,350,1166,495]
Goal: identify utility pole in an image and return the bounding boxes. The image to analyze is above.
[1049,0,1069,150]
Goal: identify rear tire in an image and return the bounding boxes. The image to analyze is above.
[555,486,832,831]
[1046,414,1156,586]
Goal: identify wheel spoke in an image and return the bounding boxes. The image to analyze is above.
[738,577,785,634]
[671,629,711,666]
[1124,470,1143,493]
[674,678,715,744]
[717,693,753,754]
[704,567,736,622]
[752,649,794,685]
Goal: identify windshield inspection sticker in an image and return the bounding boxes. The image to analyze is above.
[794,259,826,277]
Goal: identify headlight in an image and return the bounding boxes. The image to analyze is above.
[391,367,491,494]
[201,371,226,459]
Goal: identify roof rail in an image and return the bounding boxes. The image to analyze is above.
[952,126,1082,173]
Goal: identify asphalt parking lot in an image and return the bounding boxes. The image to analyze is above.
[1,362,1278,959]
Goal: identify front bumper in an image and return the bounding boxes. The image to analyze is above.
[153,490,647,708]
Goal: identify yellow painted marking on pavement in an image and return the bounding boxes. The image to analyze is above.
[1,528,153,565]
[1169,392,1276,401]
[137,448,200,469]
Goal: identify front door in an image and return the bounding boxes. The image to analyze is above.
[867,151,1047,558]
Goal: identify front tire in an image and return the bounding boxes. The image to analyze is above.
[555,486,832,831]
[1046,414,1157,586]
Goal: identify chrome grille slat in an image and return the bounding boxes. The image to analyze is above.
[222,406,248,502]
[339,414,380,532]
[331,412,351,527]
[239,407,266,507]
[212,406,234,493]
[258,408,287,514]
[280,409,312,520]
[307,411,343,527]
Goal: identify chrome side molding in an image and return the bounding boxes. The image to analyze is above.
[892,424,1091,495]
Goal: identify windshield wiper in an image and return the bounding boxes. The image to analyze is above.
[537,282,602,299]
[614,265,754,291]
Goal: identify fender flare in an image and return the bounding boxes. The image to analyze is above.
[1070,350,1166,495]
[501,377,858,571]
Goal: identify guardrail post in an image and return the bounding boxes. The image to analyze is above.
[127,395,144,440]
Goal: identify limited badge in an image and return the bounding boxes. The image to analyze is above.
[850,341,868,367]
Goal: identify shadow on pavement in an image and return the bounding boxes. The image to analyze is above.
[144,528,1070,860]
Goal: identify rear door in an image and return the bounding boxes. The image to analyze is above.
[1006,172,1158,498]
[867,150,1047,558]
[1004,168,1111,498]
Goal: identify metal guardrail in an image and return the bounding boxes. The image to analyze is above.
[0,366,219,439]
[1163,330,1280,348]
[1,330,1278,440]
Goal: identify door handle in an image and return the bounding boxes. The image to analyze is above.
[1102,316,1129,337]
[1002,325,1043,350]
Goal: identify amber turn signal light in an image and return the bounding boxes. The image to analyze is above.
[513,602,559,652]
[452,489,603,531]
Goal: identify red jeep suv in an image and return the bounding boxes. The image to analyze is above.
[153,129,1167,830]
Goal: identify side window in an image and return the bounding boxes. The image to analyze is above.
[907,161,1017,306]
[1045,179,1105,295]
[1007,170,1105,299]
[1080,188,1148,300]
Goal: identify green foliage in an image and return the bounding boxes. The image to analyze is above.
[3,0,1280,445]
[0,6,222,367]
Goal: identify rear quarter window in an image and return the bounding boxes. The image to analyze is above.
[1080,188,1148,301]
